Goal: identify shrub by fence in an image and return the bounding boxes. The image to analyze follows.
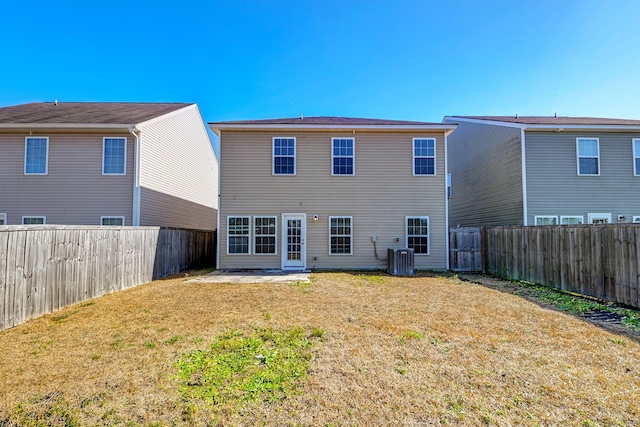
[0,226,216,331]
[485,225,640,309]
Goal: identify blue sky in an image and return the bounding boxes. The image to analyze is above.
[2,0,640,151]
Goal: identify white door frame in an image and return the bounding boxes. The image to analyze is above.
[281,213,306,271]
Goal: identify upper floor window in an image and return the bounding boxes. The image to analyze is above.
[25,137,49,175]
[254,216,277,255]
[577,138,599,175]
[103,138,126,175]
[273,137,296,175]
[329,216,353,255]
[406,216,429,254]
[413,138,436,175]
[332,138,354,175]
[23,216,45,225]
[634,139,640,176]
[101,216,125,226]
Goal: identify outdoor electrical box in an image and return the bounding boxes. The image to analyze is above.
[387,248,414,275]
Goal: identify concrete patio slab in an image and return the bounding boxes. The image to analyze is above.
[187,269,311,284]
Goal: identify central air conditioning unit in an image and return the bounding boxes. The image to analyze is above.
[387,248,415,275]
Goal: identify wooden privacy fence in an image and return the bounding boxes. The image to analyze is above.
[0,226,216,331]
[449,227,484,272]
[485,225,640,309]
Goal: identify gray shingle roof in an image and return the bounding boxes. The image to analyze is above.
[0,102,193,124]
[450,115,640,126]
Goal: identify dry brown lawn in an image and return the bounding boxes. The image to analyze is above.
[1,271,639,426]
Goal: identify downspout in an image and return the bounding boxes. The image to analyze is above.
[129,127,141,226]
[521,128,528,226]
[444,129,452,270]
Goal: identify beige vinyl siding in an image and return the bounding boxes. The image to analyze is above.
[219,131,448,270]
[445,120,524,226]
[0,133,133,225]
[525,131,640,224]
[138,105,218,230]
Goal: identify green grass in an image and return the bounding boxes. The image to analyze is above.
[175,327,319,414]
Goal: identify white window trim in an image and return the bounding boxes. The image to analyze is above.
[587,213,612,224]
[0,213,6,225]
[24,136,49,175]
[534,215,558,225]
[227,215,251,255]
[406,216,430,255]
[253,216,278,255]
[331,137,355,176]
[102,137,127,176]
[328,216,353,256]
[633,139,640,176]
[413,138,437,176]
[22,216,46,225]
[272,137,296,176]
[100,216,125,226]
[576,137,600,176]
[632,215,640,223]
[560,215,584,225]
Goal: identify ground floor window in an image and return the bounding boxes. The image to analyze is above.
[329,216,352,255]
[0,213,5,225]
[101,216,125,226]
[534,216,558,225]
[406,216,429,254]
[23,216,45,225]
[254,216,277,254]
[560,216,584,225]
[228,216,250,254]
[587,213,611,224]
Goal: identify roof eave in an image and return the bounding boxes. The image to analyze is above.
[209,123,457,135]
[0,123,135,130]
[526,124,640,131]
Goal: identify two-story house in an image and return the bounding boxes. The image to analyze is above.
[209,116,457,271]
[0,102,218,229]
[443,115,640,227]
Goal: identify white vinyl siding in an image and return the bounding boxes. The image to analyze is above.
[413,138,436,175]
[0,213,6,225]
[103,137,126,175]
[101,216,125,226]
[560,215,584,225]
[577,138,600,175]
[406,216,429,255]
[254,216,277,255]
[228,216,251,254]
[535,216,558,225]
[24,137,49,175]
[331,138,355,175]
[329,216,353,255]
[22,216,45,225]
[273,137,296,175]
[634,139,640,176]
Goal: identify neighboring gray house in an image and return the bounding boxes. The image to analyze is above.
[209,116,457,271]
[443,115,640,227]
[0,102,218,229]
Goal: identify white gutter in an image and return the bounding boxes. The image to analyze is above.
[520,128,528,226]
[444,130,450,270]
[129,127,142,226]
[209,123,457,135]
[0,123,134,129]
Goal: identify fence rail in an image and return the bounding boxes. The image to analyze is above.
[0,226,216,331]
[484,224,640,309]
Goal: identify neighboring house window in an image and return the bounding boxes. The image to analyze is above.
[103,137,127,175]
[228,216,250,254]
[329,216,353,255]
[634,139,640,176]
[101,216,125,226]
[560,216,584,225]
[332,138,355,175]
[24,137,49,174]
[535,216,558,225]
[588,213,611,224]
[577,138,599,175]
[23,216,45,225]
[413,138,436,175]
[0,213,6,225]
[254,216,277,254]
[406,216,429,254]
[273,137,296,175]
[447,173,452,199]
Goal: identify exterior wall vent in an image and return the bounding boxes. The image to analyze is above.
[387,248,414,275]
